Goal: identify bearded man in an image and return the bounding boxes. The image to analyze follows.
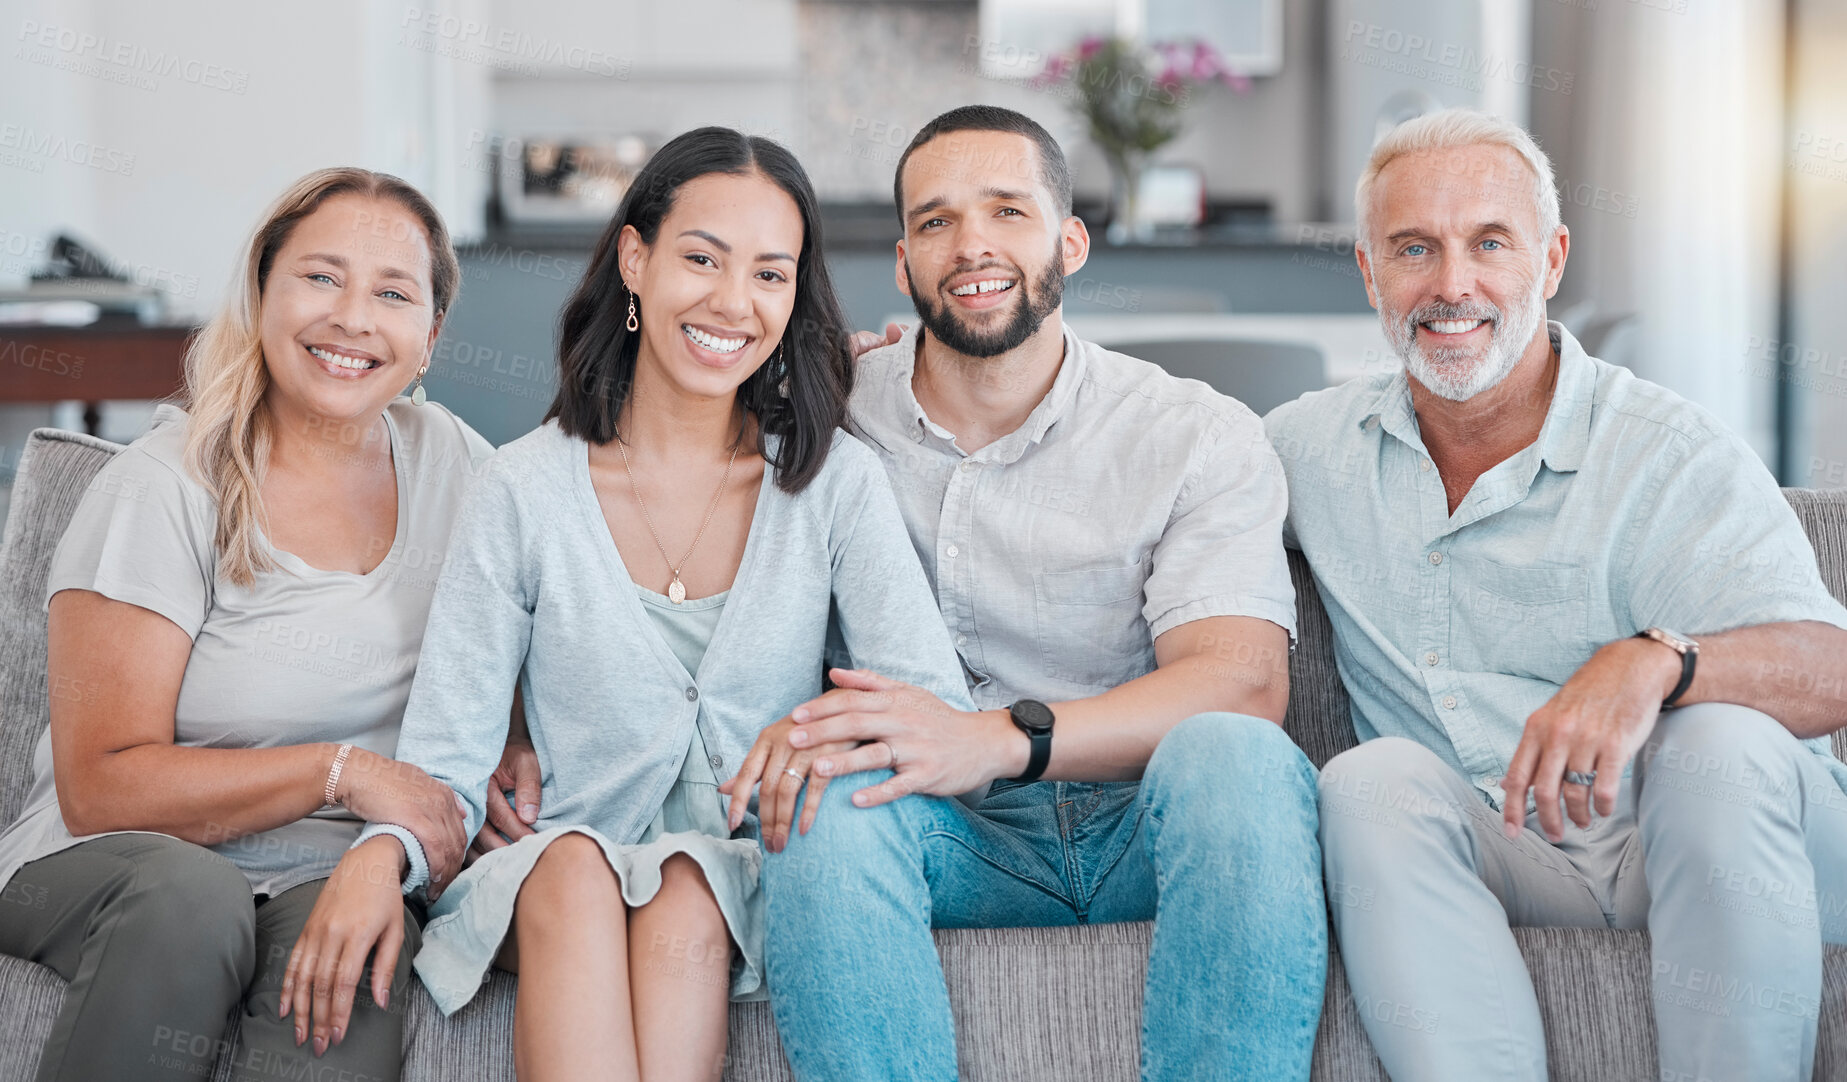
[754,105,1327,1081]
[1266,108,1847,1081]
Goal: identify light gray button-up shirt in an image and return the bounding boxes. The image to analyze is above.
[845,323,1296,710]
[1266,321,1847,808]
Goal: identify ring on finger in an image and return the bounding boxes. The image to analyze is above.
[784,768,803,781]
[1563,769,1597,787]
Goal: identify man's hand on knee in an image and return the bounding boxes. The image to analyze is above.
[1502,638,1681,842]
[792,668,1016,807]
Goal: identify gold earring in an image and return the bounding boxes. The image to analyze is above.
[626,290,639,333]
[410,366,428,406]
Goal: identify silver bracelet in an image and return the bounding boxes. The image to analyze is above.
[323,743,354,808]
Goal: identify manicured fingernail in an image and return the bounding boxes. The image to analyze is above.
[792,708,809,721]
[854,793,869,806]
[816,759,833,775]
[295,1027,305,1046]
[313,1035,327,1056]
[790,732,808,746]
[332,1027,343,1046]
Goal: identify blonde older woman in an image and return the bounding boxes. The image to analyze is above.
[0,168,492,1082]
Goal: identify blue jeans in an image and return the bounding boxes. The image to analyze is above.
[760,711,1328,1081]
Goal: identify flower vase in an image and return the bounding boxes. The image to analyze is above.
[1105,149,1148,245]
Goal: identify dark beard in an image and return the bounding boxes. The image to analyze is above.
[907,248,1064,358]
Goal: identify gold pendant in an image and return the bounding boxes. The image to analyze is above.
[668,576,686,604]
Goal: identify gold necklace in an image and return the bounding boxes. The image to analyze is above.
[615,425,743,604]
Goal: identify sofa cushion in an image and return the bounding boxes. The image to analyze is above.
[0,429,121,829]
[1784,488,1847,763]
[3,429,1847,1081]
[1284,548,1356,770]
[0,955,66,1081]
[0,924,1824,1082]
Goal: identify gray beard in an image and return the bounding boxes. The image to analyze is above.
[1386,277,1546,402]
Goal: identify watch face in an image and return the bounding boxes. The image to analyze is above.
[1012,699,1055,732]
[1649,628,1695,652]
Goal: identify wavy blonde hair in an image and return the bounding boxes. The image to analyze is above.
[182,168,460,587]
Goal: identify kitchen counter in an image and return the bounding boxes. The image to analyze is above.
[439,218,1375,446]
[476,201,1341,254]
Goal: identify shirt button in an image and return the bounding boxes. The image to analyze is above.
[1442,695,1458,710]
[1425,651,1439,666]
[945,544,960,558]
[955,634,968,648]
[1420,458,1432,472]
[685,687,699,702]
[709,754,723,769]
[1428,552,1443,566]
[959,460,976,472]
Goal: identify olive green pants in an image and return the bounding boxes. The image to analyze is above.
[0,833,420,1082]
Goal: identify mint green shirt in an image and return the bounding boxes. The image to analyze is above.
[368,423,975,888]
[1265,322,1847,809]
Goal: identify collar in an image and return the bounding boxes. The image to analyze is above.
[1531,321,1595,473]
[1357,320,1595,474]
[888,320,1088,462]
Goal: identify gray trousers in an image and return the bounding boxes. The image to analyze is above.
[0,832,420,1082]
[1320,703,1847,1082]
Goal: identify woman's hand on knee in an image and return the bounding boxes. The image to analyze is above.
[334,750,469,888]
[281,837,409,1056]
[720,717,856,851]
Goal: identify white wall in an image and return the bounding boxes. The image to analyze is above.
[1786,0,1847,489]
[0,0,491,322]
[1532,0,1786,462]
[793,0,1328,221]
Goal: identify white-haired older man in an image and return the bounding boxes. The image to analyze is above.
[1266,108,1847,1080]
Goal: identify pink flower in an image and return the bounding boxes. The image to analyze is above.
[1150,41,1181,86]
[1190,41,1216,80]
[1034,53,1073,86]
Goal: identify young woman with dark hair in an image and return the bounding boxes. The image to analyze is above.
[299,127,971,1081]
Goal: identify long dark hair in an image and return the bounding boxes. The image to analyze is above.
[546,127,852,495]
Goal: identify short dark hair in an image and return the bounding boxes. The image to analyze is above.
[892,105,1073,226]
[546,126,852,495]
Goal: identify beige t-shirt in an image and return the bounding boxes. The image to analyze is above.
[0,398,493,897]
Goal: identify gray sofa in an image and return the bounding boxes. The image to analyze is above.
[1,423,1843,1082]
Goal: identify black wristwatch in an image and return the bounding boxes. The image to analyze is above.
[1007,699,1055,782]
[1635,627,1698,707]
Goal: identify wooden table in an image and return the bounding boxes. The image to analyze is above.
[0,323,195,434]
